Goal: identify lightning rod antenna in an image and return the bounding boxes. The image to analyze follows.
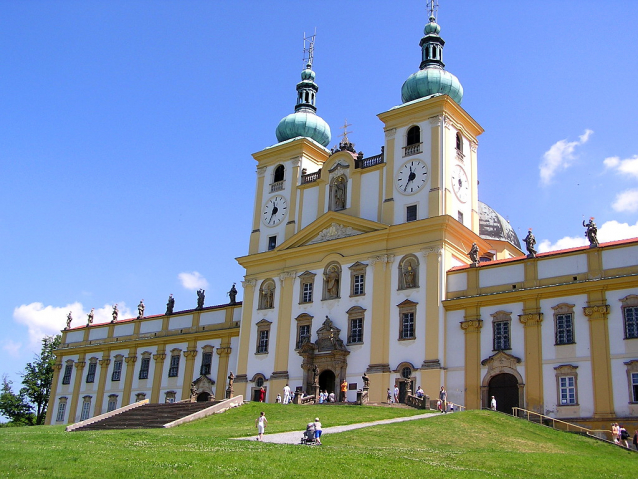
[427,0,439,20]
[303,28,317,68]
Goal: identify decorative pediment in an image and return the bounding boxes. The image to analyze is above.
[328,159,351,174]
[278,211,387,250]
[307,223,363,245]
[481,350,521,367]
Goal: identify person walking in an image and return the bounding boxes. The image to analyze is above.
[393,385,399,404]
[439,386,447,413]
[255,411,267,441]
[619,425,630,448]
[283,384,291,405]
[612,423,620,443]
[387,387,393,404]
[490,395,497,411]
[314,417,323,445]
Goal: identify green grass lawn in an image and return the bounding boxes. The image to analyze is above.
[0,403,634,478]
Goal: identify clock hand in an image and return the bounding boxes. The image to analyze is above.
[404,166,416,191]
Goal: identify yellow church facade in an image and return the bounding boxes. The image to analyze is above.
[46,10,638,430]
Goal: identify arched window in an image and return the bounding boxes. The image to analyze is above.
[258,279,276,309]
[398,255,419,290]
[407,126,420,146]
[456,132,463,152]
[401,367,412,379]
[330,175,347,211]
[273,165,285,182]
[323,262,342,300]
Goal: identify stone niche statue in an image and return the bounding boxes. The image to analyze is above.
[324,265,340,299]
[260,282,274,309]
[524,229,537,258]
[312,364,319,385]
[65,311,73,330]
[87,308,94,326]
[468,242,480,266]
[403,264,416,288]
[196,289,205,310]
[228,283,237,305]
[111,304,119,323]
[166,294,175,315]
[137,300,145,320]
[583,217,599,247]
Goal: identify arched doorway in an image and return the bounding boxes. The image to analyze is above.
[196,392,211,402]
[488,373,519,414]
[319,369,335,394]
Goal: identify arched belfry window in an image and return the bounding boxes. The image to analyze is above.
[271,165,285,192]
[456,132,463,152]
[330,175,347,211]
[274,165,284,182]
[407,126,420,146]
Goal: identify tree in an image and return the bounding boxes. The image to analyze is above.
[0,375,33,426]
[20,335,61,425]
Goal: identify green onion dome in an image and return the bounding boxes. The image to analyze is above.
[401,16,463,105]
[275,63,331,147]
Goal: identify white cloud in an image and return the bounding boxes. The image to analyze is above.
[13,302,134,351]
[178,271,209,290]
[539,129,593,185]
[2,339,22,358]
[538,219,638,253]
[604,154,638,179]
[612,189,638,213]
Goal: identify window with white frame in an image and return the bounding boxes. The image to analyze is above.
[107,394,118,412]
[111,356,123,381]
[620,295,638,339]
[168,352,180,377]
[298,271,316,304]
[295,313,313,349]
[55,397,67,422]
[347,306,366,344]
[491,311,512,351]
[624,360,638,403]
[139,356,150,380]
[200,351,213,376]
[632,373,638,403]
[80,396,92,421]
[255,319,271,354]
[555,364,578,406]
[62,362,73,385]
[349,262,367,297]
[553,303,575,345]
[86,359,97,383]
[398,300,417,340]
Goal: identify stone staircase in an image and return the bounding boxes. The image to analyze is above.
[73,401,219,431]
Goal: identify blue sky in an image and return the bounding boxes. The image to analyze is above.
[1,1,637,392]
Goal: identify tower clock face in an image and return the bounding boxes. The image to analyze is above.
[262,195,287,227]
[451,165,469,203]
[396,159,429,195]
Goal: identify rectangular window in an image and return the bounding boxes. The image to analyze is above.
[556,313,574,344]
[559,376,576,405]
[257,329,269,354]
[107,398,117,412]
[625,307,638,339]
[349,318,363,344]
[493,321,510,350]
[56,402,66,422]
[458,211,464,224]
[138,357,150,380]
[353,274,365,296]
[168,355,180,377]
[80,400,91,421]
[302,282,313,303]
[406,205,417,222]
[200,352,212,376]
[111,360,122,381]
[632,372,638,402]
[268,236,277,251]
[401,312,415,339]
[297,324,310,349]
[86,362,97,383]
[62,364,73,385]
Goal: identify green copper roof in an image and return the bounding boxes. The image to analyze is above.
[275,62,331,147]
[401,15,463,105]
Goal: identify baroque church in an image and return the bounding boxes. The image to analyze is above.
[46,8,638,430]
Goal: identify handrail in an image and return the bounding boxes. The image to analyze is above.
[511,407,610,440]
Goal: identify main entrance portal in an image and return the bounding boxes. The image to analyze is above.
[319,370,335,394]
[488,373,519,414]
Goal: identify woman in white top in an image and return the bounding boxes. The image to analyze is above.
[255,411,268,441]
[314,417,323,445]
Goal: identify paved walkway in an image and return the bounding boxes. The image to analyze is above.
[234,412,437,444]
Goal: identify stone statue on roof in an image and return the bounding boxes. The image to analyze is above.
[196,289,205,310]
[137,300,145,319]
[112,304,119,323]
[166,294,175,315]
[468,242,479,266]
[583,217,599,247]
[66,311,72,330]
[524,229,537,258]
[87,308,94,325]
[228,283,237,305]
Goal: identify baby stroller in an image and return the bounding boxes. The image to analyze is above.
[300,422,317,445]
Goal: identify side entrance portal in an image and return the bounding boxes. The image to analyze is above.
[488,373,519,414]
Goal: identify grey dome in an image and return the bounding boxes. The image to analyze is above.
[478,201,521,250]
